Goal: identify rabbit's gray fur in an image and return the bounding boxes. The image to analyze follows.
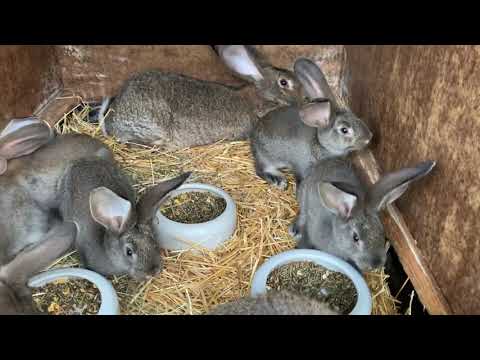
[58,158,190,279]
[0,127,108,265]
[4,133,113,210]
[101,45,305,150]
[292,157,436,271]
[251,58,372,190]
[208,291,338,315]
[1,118,189,280]
[0,222,76,314]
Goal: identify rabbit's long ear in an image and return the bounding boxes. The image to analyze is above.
[215,45,265,83]
[89,187,132,235]
[137,172,191,225]
[294,58,339,108]
[368,161,436,212]
[0,117,53,171]
[318,182,358,219]
[0,222,76,286]
[298,99,333,128]
[0,158,6,175]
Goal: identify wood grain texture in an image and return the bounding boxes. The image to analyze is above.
[0,45,61,127]
[56,45,242,100]
[56,45,345,102]
[345,45,480,314]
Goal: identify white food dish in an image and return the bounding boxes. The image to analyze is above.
[152,183,237,252]
[250,249,372,315]
[28,267,120,315]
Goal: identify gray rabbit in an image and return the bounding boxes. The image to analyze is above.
[58,157,191,279]
[251,58,372,190]
[291,157,436,271]
[99,45,305,150]
[1,118,190,280]
[0,222,76,315]
[0,117,53,175]
[208,291,338,315]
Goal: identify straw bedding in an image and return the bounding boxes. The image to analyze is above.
[36,102,401,315]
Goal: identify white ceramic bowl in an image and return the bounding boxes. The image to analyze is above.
[28,268,120,315]
[250,249,372,315]
[152,183,237,252]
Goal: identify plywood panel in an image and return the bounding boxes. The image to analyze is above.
[345,45,480,314]
[56,45,345,102]
[56,45,243,100]
[0,45,61,127]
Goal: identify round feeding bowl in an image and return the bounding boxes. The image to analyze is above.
[152,183,237,252]
[250,249,372,315]
[28,268,120,315]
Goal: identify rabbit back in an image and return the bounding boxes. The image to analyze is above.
[7,134,113,210]
[209,291,337,315]
[0,182,59,265]
[60,158,135,232]
[104,71,257,149]
[251,106,325,181]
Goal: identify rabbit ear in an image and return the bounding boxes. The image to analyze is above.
[89,187,132,235]
[216,45,265,82]
[318,182,358,219]
[0,222,76,286]
[368,160,436,211]
[137,172,191,224]
[294,58,338,107]
[298,99,333,128]
[0,158,6,175]
[0,117,42,137]
[0,117,53,160]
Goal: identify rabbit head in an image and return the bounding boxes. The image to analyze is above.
[294,58,372,156]
[215,45,304,107]
[0,117,54,175]
[316,161,436,271]
[0,222,76,315]
[88,173,191,280]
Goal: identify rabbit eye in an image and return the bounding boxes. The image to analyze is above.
[279,78,289,88]
[126,246,134,257]
[353,233,360,243]
[341,127,349,134]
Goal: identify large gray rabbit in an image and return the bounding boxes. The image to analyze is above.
[1,117,190,280]
[99,45,305,149]
[208,291,338,315]
[0,222,76,315]
[251,58,372,190]
[292,158,436,272]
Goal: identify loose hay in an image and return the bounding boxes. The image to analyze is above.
[36,102,400,315]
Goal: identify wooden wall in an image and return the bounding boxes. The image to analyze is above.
[0,45,61,127]
[345,45,480,314]
[55,45,344,101]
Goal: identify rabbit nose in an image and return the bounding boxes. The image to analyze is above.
[149,263,163,276]
[371,255,386,269]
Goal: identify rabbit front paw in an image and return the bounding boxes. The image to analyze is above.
[288,222,302,240]
[264,174,288,190]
